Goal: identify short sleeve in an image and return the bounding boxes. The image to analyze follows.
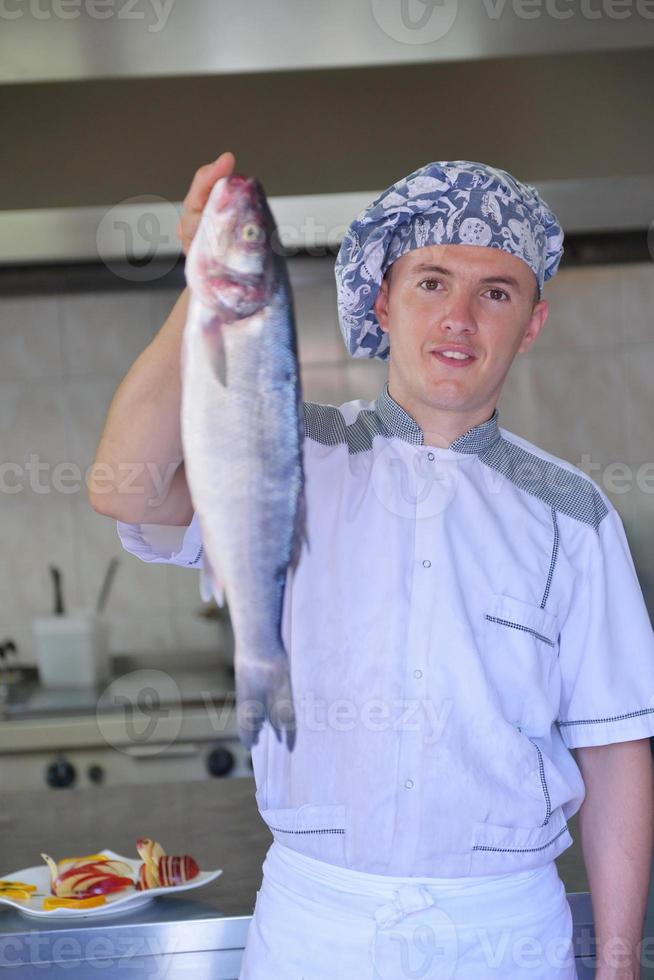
[556,506,654,749]
[116,512,204,568]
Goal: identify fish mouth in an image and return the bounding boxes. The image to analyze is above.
[217,173,258,203]
[189,172,277,318]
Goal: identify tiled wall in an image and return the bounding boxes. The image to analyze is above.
[0,258,652,664]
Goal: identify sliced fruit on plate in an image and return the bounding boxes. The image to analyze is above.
[41,853,134,899]
[135,838,200,890]
[0,880,38,901]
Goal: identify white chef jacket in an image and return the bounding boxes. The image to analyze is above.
[117,382,654,878]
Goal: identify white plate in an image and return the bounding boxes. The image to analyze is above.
[0,848,223,919]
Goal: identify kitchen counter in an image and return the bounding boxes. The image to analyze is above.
[0,778,269,976]
[0,653,235,721]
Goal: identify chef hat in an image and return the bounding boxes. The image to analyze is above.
[334,160,565,361]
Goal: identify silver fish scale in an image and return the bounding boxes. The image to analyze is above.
[181,256,304,751]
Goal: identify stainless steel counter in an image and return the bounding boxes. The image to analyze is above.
[0,777,638,979]
[0,654,235,721]
[0,778,269,976]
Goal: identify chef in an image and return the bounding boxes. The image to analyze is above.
[93,154,654,979]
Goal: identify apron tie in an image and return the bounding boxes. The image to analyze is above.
[373,883,435,930]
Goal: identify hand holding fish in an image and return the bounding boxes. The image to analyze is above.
[176,151,236,256]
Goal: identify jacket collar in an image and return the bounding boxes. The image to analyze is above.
[374,383,501,455]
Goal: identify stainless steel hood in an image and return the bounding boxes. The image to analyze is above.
[2,177,653,266]
[2,2,653,265]
[2,0,653,84]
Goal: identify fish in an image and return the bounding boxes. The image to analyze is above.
[180,174,307,753]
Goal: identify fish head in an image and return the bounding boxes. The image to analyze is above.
[188,174,278,322]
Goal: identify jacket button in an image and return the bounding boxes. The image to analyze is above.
[422,559,431,568]
[413,669,423,679]
[427,452,435,461]
[404,779,414,789]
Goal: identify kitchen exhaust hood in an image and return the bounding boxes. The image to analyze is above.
[2,0,653,85]
[1,2,653,265]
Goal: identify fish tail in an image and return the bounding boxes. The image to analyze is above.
[236,646,297,752]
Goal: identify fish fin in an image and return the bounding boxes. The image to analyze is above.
[199,544,227,608]
[202,318,228,388]
[289,483,309,571]
[236,645,297,753]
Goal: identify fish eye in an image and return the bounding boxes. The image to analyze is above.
[242,223,263,243]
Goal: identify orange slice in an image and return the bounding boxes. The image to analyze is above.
[43,895,107,910]
[0,880,37,892]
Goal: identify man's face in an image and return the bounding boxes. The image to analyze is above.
[373,243,549,423]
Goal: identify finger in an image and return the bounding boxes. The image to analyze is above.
[180,212,201,249]
[183,151,236,214]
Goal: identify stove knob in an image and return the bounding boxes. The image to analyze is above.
[88,764,105,785]
[206,745,235,778]
[45,756,76,789]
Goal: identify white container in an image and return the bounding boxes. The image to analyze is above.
[32,612,110,689]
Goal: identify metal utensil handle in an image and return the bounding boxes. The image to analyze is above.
[49,565,64,615]
[97,557,120,614]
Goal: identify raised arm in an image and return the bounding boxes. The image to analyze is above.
[88,151,236,525]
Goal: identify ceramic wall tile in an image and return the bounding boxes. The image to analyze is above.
[0,381,68,484]
[149,289,184,342]
[170,612,229,658]
[1,493,77,662]
[630,488,654,626]
[620,264,654,345]
[68,498,172,619]
[289,256,345,366]
[344,360,390,404]
[0,296,63,382]
[538,265,623,350]
[496,354,541,440]
[300,363,350,406]
[59,291,152,377]
[525,348,629,473]
[107,614,177,655]
[623,345,654,466]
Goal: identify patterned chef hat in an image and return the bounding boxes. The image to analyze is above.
[334,160,565,361]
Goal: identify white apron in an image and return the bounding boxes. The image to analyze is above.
[239,841,578,979]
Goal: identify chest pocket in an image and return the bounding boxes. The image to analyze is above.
[483,593,560,736]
